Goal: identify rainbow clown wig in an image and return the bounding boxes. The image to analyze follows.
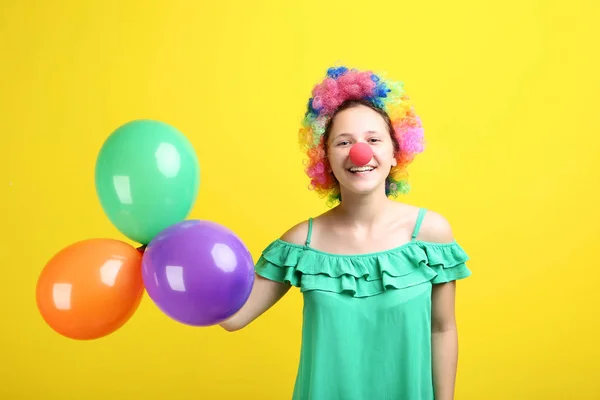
[298,66,426,205]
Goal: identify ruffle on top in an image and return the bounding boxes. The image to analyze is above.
[254,240,471,298]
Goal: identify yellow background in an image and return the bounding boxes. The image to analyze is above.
[2,0,599,398]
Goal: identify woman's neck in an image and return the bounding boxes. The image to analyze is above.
[334,188,395,228]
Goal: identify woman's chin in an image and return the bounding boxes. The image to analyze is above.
[339,180,387,197]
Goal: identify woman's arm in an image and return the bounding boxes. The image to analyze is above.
[219,275,291,331]
[417,210,461,400]
[219,220,310,332]
[431,281,458,400]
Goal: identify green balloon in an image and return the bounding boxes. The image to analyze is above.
[95,119,200,244]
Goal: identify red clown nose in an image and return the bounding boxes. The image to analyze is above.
[349,143,373,166]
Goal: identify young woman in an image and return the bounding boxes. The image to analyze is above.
[220,66,471,400]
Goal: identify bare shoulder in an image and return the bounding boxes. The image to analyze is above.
[279,209,335,246]
[279,219,311,246]
[417,209,455,244]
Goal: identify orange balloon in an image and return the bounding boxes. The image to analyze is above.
[36,238,145,340]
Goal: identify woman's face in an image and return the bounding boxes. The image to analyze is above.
[326,105,397,197]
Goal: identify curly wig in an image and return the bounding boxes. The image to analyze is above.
[298,66,425,205]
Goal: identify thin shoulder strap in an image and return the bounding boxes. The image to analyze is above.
[411,208,427,240]
[305,218,313,247]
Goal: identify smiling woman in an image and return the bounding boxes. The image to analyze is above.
[298,67,425,205]
[219,66,471,400]
[324,100,399,198]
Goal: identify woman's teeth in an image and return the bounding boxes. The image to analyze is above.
[349,166,374,173]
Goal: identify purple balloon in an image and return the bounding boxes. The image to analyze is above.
[141,220,255,326]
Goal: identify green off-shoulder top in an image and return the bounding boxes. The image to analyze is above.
[255,208,471,400]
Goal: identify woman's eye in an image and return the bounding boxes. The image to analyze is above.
[337,141,350,146]
[369,138,381,143]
